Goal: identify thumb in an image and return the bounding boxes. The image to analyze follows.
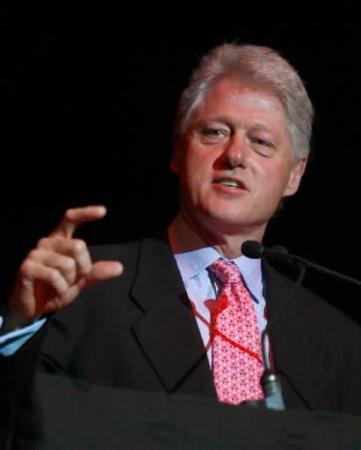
[47,261,123,313]
[86,260,124,285]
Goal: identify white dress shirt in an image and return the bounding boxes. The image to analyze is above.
[172,245,267,365]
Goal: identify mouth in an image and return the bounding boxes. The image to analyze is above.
[212,178,247,190]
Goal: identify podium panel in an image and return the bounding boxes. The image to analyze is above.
[11,373,361,450]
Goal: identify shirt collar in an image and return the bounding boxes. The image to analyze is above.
[172,245,264,302]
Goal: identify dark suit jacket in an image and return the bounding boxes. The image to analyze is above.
[2,237,361,419]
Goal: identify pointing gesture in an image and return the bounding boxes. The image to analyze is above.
[4,206,123,332]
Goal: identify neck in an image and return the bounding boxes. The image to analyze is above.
[168,213,266,259]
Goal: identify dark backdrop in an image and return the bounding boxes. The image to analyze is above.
[1,7,360,322]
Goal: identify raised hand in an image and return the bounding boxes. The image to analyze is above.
[4,206,123,331]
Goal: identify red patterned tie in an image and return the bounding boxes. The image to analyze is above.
[208,259,264,404]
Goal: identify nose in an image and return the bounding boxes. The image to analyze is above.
[215,134,248,170]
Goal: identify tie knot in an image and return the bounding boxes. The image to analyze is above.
[208,258,241,286]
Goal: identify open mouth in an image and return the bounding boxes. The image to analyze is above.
[213,179,246,190]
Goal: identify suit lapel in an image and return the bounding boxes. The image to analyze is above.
[130,238,216,398]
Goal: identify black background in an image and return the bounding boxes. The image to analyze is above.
[1,7,360,322]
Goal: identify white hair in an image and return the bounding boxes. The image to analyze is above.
[174,43,314,161]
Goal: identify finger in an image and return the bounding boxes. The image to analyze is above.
[20,260,70,297]
[38,237,92,277]
[45,261,124,312]
[51,205,107,239]
[27,249,77,286]
[87,261,124,284]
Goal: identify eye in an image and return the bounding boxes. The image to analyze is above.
[249,135,276,157]
[199,127,230,143]
[251,137,272,147]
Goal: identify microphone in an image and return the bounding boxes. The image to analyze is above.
[241,240,361,411]
[241,240,287,259]
[242,240,361,287]
[241,241,309,411]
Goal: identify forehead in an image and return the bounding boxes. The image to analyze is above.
[191,78,288,126]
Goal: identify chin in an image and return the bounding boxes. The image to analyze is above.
[199,212,251,235]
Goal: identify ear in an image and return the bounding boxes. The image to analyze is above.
[170,147,182,174]
[283,156,308,197]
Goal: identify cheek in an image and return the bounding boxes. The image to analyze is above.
[261,157,292,180]
[180,154,213,201]
[184,150,210,177]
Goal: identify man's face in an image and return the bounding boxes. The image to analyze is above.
[171,78,307,239]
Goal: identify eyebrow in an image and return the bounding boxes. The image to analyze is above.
[198,116,274,133]
[250,123,273,133]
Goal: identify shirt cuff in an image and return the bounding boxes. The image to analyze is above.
[0,316,46,356]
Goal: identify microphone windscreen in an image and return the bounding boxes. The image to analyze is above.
[241,240,264,258]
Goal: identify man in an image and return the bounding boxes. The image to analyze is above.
[1,43,361,415]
